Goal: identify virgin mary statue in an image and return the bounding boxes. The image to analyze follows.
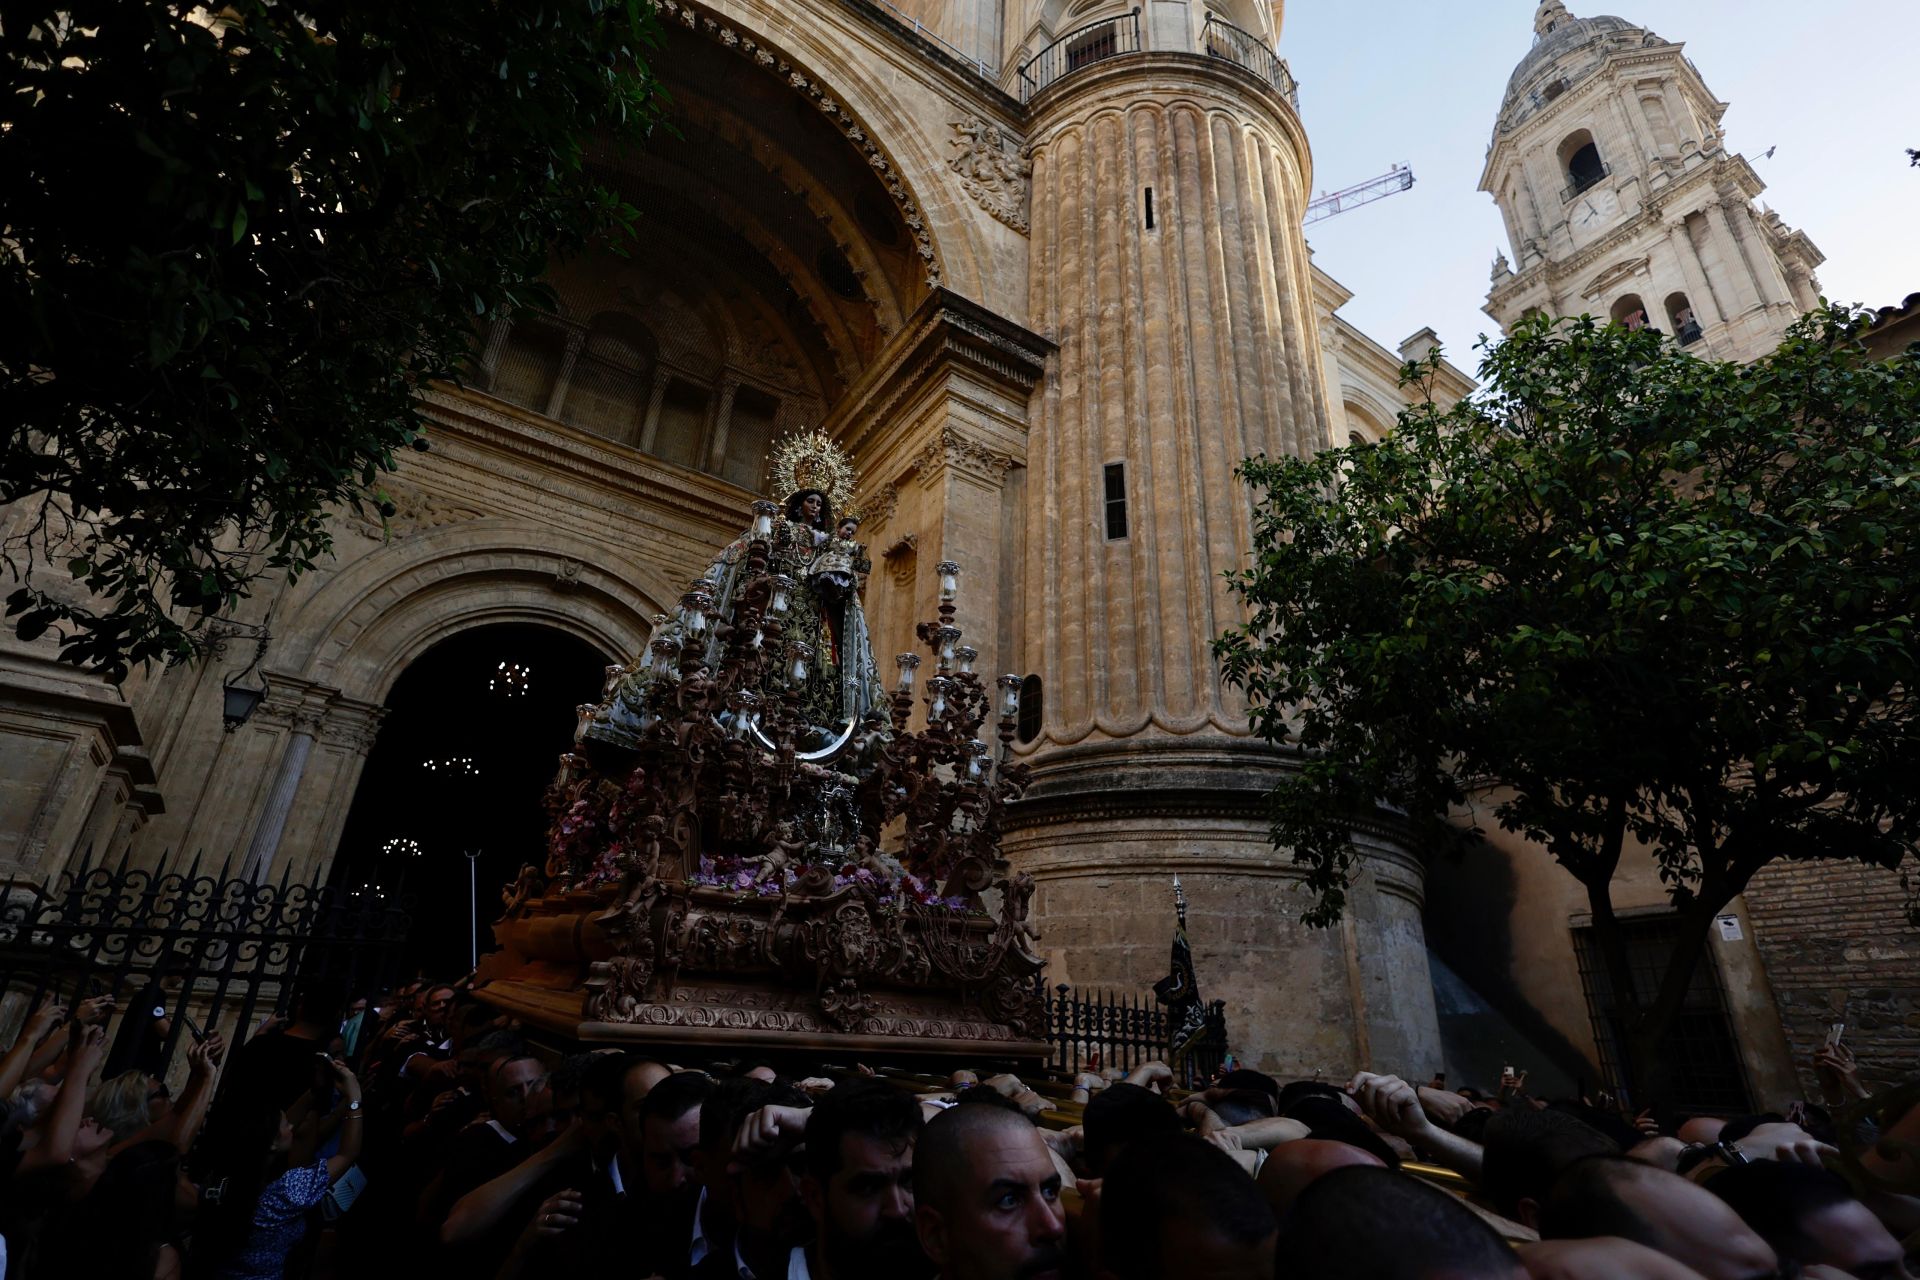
[583,431,886,752]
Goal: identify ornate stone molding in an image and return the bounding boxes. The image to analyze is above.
[347,479,483,541]
[948,117,1030,233]
[654,0,942,287]
[855,483,901,532]
[828,288,1052,468]
[911,426,1018,489]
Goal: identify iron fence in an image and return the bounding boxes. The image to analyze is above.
[1201,14,1299,109]
[0,848,410,1070]
[1039,981,1229,1087]
[1017,9,1141,102]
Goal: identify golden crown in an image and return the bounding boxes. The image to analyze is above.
[768,429,858,512]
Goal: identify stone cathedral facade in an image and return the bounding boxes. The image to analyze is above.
[3,1,1885,1090]
[0,0,1474,1072]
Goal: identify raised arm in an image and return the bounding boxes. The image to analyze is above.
[155,1033,227,1151]
[19,1024,106,1172]
[443,1123,586,1245]
[0,1001,66,1096]
[325,1060,364,1184]
[1348,1072,1484,1183]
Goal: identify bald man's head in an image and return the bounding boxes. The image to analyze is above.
[913,1101,1037,1208]
[1258,1137,1385,1216]
[914,1105,1065,1280]
[1541,1156,1779,1280]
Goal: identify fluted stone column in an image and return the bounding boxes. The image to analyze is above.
[1004,52,1441,1075]
[242,707,322,883]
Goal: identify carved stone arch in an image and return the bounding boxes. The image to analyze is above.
[666,89,908,339]
[273,519,675,703]
[652,0,987,301]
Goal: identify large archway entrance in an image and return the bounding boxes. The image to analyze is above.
[330,623,610,977]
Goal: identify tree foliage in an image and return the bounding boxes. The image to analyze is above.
[1,0,663,678]
[1217,308,1920,1103]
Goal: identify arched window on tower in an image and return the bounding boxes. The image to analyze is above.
[1665,292,1703,346]
[1558,129,1607,201]
[1610,293,1651,332]
[559,312,657,445]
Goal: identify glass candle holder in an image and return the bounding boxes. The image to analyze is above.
[650,636,680,676]
[997,673,1021,718]
[936,560,961,602]
[769,574,794,617]
[935,626,961,665]
[895,653,921,692]
[927,676,951,719]
[790,641,813,685]
[954,645,978,676]
[681,589,710,635]
[750,500,779,539]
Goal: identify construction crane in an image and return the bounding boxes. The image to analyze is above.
[1303,164,1415,226]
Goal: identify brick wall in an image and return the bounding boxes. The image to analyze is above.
[1744,858,1919,1097]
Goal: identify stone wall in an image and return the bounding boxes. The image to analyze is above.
[1743,858,1920,1097]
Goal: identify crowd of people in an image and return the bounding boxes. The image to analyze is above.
[2,977,1915,1280]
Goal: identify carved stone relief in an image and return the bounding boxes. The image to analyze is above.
[948,117,1032,234]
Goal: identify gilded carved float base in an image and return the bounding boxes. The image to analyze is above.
[475,877,1048,1061]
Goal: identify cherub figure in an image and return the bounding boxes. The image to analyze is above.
[755,820,806,886]
[854,833,900,883]
[1003,871,1040,951]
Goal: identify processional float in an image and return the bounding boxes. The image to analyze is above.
[476,431,1047,1060]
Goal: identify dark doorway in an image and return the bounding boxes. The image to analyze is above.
[331,623,610,978]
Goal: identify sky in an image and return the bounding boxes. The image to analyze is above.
[1281,0,1920,375]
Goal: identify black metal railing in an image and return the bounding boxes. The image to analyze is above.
[1017,9,1141,102]
[1676,319,1705,346]
[1201,14,1299,109]
[1562,161,1611,203]
[1039,981,1229,1087]
[0,848,410,1071]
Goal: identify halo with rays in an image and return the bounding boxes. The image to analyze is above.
[767,428,858,512]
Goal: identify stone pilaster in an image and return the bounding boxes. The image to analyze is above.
[826,288,1051,684]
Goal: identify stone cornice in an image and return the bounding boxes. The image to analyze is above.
[419,386,757,533]
[1486,152,1750,308]
[828,287,1052,468]
[1024,53,1310,201]
[834,0,1022,120]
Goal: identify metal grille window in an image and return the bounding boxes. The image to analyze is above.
[1017,674,1042,743]
[1571,916,1752,1114]
[1103,462,1129,540]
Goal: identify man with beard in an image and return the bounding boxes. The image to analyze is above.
[795,1081,929,1280]
[914,1102,1066,1280]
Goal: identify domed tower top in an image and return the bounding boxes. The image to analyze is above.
[1533,0,1571,37]
[1479,1,1824,364]
[1496,4,1657,138]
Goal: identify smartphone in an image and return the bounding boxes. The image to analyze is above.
[1825,1022,1846,1050]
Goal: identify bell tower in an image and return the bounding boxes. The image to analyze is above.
[1482,1,1823,362]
